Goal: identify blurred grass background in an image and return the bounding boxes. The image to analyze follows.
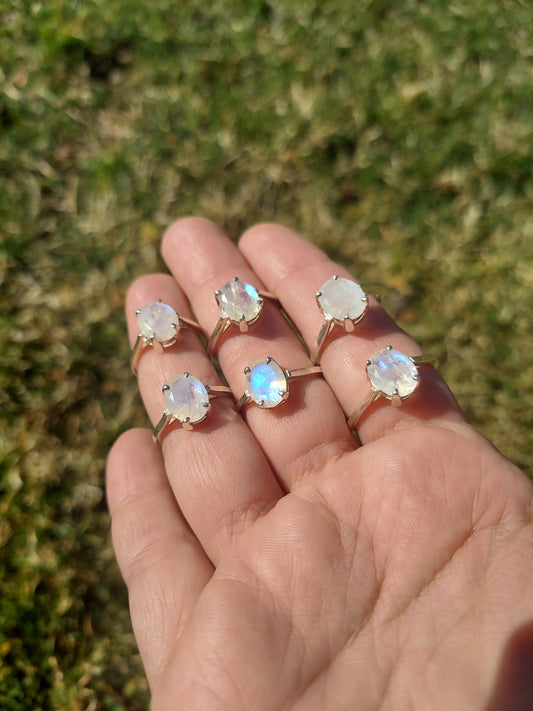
[1,0,533,707]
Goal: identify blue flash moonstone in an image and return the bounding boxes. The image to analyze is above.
[246,359,287,408]
[244,282,259,300]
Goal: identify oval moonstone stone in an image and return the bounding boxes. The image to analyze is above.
[217,278,262,323]
[246,359,287,408]
[366,348,419,398]
[137,301,179,342]
[317,277,367,322]
[164,374,209,424]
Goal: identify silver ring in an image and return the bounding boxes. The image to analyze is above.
[153,373,234,442]
[207,277,278,354]
[132,300,205,375]
[347,346,438,433]
[310,275,369,364]
[236,357,322,411]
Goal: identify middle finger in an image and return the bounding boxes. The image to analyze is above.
[161,217,356,491]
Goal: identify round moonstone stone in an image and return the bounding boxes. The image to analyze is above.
[164,374,209,424]
[246,359,287,408]
[367,348,419,398]
[317,277,367,322]
[217,278,262,323]
[137,301,179,342]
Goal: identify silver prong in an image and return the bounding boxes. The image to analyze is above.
[215,289,222,296]
[266,356,272,364]
[202,402,209,408]
[257,298,263,305]
[366,359,371,366]
[135,308,141,315]
[239,315,248,333]
[413,373,421,381]
[233,276,239,282]
[386,345,393,351]
[244,366,251,374]
[393,388,399,396]
[316,291,322,297]
[333,274,339,280]
[362,295,369,303]
[259,399,265,407]
[171,322,177,329]
[344,317,355,332]
[158,298,162,303]
[162,384,170,392]
[184,372,189,378]
[391,390,402,407]
[278,390,286,397]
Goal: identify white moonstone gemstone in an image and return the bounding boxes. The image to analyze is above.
[367,348,419,398]
[317,277,367,322]
[137,301,179,343]
[216,278,262,323]
[246,358,287,408]
[164,373,209,424]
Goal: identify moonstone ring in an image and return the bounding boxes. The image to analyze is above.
[132,300,205,375]
[310,275,369,364]
[347,346,438,433]
[236,357,322,411]
[153,373,234,442]
[207,277,279,355]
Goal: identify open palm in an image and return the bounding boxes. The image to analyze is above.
[107,219,533,710]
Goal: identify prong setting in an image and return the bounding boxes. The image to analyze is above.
[314,276,369,361]
[241,358,321,410]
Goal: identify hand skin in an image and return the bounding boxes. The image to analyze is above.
[107,218,533,711]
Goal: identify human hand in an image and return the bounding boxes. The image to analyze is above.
[107,218,533,711]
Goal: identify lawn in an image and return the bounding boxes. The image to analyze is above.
[1,0,533,707]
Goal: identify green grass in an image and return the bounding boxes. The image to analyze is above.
[2,0,533,707]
